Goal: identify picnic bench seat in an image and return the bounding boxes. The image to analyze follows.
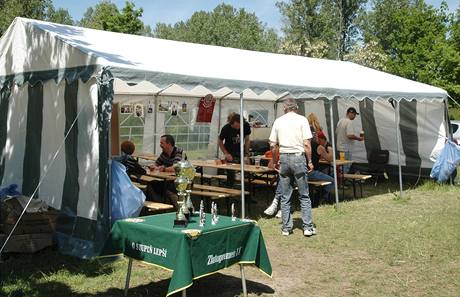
[132,182,147,191]
[130,174,162,184]
[142,201,175,215]
[343,173,372,198]
[193,184,250,196]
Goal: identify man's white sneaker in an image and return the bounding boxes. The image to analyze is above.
[275,210,282,218]
[264,202,278,216]
[304,227,316,237]
[281,230,292,236]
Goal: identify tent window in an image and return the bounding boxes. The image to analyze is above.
[119,109,145,152]
[164,111,210,159]
[248,110,269,127]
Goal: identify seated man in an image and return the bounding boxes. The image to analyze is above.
[147,134,185,209]
[119,140,146,177]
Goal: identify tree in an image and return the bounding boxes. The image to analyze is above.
[276,0,366,59]
[47,7,74,25]
[277,0,334,57]
[0,0,73,35]
[154,4,279,53]
[364,0,460,100]
[79,1,144,35]
[326,0,368,60]
[343,40,389,70]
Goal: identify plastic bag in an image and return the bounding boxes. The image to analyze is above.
[0,184,21,199]
[111,160,146,222]
[430,140,460,182]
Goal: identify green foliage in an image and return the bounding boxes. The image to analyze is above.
[344,40,389,70]
[277,0,366,59]
[365,0,460,100]
[154,3,280,53]
[0,0,73,35]
[79,1,145,35]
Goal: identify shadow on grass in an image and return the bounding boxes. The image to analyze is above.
[0,246,114,280]
[1,270,274,297]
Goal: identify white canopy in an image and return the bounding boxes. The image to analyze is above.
[0,17,448,102]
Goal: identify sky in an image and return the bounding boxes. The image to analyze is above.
[53,0,459,34]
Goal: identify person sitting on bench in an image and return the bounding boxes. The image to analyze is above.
[119,140,146,177]
[146,134,185,209]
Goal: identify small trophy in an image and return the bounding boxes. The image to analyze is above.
[173,174,188,228]
[211,202,218,225]
[199,200,205,227]
[231,203,236,221]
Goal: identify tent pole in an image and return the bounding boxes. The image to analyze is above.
[239,92,246,219]
[395,101,403,198]
[217,97,222,157]
[153,94,158,155]
[329,100,340,208]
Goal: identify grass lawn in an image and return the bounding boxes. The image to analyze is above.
[1,181,459,297]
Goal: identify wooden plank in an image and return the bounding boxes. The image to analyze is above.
[308,180,332,186]
[191,190,232,199]
[197,174,227,180]
[143,201,174,211]
[132,182,147,191]
[343,174,372,180]
[130,174,162,184]
[193,184,249,195]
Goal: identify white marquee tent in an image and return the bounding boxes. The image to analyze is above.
[0,18,449,257]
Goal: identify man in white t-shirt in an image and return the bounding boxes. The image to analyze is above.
[336,107,363,172]
[269,98,316,237]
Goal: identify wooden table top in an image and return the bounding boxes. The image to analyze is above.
[191,160,274,174]
[132,152,157,161]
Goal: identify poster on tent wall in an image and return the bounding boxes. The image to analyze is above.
[196,94,216,123]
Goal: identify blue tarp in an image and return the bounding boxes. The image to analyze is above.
[430,140,460,182]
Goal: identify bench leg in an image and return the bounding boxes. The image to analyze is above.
[352,181,357,199]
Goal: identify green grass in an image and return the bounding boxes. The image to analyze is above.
[1,181,460,297]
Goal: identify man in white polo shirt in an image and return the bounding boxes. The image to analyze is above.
[336,107,363,173]
[269,99,316,237]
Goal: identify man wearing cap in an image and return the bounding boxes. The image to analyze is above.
[336,107,364,173]
[269,98,316,237]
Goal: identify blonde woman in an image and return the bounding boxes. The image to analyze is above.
[307,112,322,133]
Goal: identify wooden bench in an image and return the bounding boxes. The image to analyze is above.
[130,174,162,184]
[343,174,372,198]
[132,182,147,191]
[142,201,174,215]
[193,184,250,196]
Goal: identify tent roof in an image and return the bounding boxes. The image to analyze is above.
[0,17,448,102]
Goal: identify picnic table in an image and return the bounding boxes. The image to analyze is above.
[101,212,272,296]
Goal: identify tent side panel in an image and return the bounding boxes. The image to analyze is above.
[22,84,43,196]
[0,83,12,183]
[39,80,66,210]
[1,85,29,190]
[399,101,422,171]
[76,79,99,221]
[373,101,407,166]
[359,99,382,160]
[416,101,446,168]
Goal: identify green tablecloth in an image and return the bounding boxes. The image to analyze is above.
[101,212,272,296]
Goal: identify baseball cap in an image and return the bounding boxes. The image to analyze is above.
[347,107,359,115]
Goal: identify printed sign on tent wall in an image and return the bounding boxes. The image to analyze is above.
[196,94,216,123]
[120,103,133,114]
[134,103,144,118]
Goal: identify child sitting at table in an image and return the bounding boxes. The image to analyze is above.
[120,140,146,177]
